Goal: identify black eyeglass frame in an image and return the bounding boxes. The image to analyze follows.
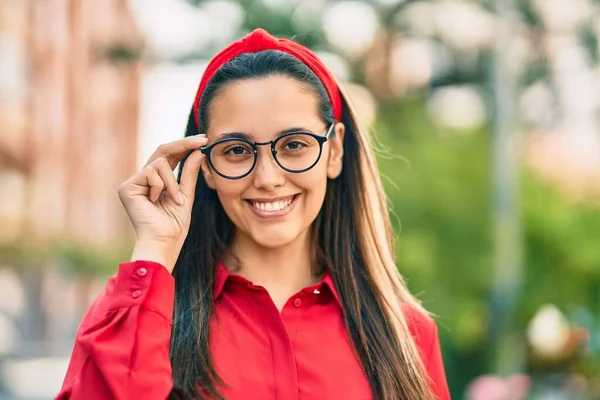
[200,123,335,180]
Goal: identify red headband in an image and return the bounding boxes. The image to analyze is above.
[192,28,342,132]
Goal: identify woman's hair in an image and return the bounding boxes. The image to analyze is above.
[170,50,434,400]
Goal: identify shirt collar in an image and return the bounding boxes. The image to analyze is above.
[317,271,343,310]
[213,260,343,310]
[212,260,230,300]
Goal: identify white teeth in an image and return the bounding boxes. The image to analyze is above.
[251,196,294,212]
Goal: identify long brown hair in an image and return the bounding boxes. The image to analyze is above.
[170,50,435,400]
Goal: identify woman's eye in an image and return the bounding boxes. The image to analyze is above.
[284,141,305,150]
[225,146,249,155]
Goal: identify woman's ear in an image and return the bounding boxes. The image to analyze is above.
[327,122,345,179]
[200,157,216,189]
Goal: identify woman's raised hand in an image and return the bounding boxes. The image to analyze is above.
[118,135,208,272]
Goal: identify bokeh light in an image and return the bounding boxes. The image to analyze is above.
[322,2,379,59]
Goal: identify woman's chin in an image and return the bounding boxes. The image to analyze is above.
[249,229,300,250]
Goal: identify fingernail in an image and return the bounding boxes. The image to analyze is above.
[178,192,185,205]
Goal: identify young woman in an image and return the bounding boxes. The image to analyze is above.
[57,29,450,400]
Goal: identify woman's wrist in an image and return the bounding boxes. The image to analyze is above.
[131,238,178,273]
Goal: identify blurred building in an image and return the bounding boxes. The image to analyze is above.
[0,0,142,250]
[0,0,143,396]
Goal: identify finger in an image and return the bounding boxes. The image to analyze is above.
[144,166,165,202]
[150,157,183,205]
[179,149,204,201]
[145,135,208,169]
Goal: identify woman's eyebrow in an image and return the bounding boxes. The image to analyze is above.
[277,127,314,136]
[216,132,253,141]
[215,127,316,141]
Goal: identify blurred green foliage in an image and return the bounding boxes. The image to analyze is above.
[376,98,494,393]
[375,97,600,395]
[0,237,132,277]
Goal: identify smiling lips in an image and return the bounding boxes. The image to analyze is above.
[246,195,297,216]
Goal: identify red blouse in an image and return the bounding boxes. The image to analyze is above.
[56,260,450,400]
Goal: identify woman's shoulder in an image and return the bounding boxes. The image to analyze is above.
[401,302,435,327]
[400,302,451,399]
[400,302,439,358]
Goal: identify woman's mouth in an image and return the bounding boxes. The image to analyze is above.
[245,194,299,218]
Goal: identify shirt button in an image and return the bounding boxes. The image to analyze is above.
[293,298,302,308]
[132,290,142,299]
[136,267,148,277]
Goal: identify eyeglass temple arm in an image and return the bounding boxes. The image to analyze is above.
[325,122,335,138]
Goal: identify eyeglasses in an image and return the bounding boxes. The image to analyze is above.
[200,123,335,180]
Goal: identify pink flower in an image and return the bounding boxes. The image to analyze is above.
[466,374,531,400]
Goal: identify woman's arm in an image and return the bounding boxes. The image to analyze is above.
[423,320,451,400]
[55,260,175,400]
[402,304,451,400]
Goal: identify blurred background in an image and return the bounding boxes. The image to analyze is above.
[1,0,599,399]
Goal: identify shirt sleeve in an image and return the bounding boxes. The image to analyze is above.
[423,320,451,400]
[402,304,451,400]
[55,261,175,400]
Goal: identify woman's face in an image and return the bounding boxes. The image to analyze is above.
[201,75,345,249]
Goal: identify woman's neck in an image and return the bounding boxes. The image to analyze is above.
[224,229,321,310]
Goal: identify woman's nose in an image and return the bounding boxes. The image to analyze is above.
[251,147,285,190]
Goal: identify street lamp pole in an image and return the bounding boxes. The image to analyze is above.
[491,0,524,375]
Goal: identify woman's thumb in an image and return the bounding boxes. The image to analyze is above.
[179,149,204,202]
